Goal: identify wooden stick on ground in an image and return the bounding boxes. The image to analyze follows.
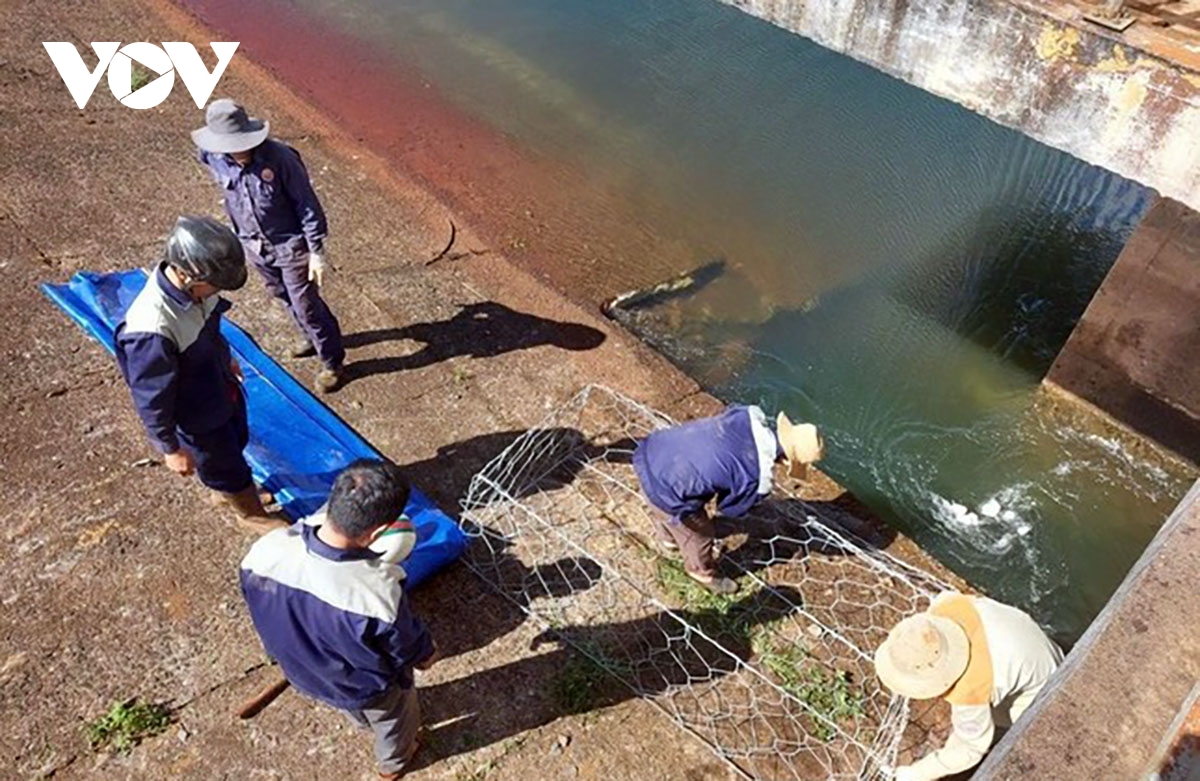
[237,674,290,719]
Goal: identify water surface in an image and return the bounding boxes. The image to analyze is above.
[186,0,1195,640]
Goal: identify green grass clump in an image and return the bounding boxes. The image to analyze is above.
[130,65,153,92]
[85,698,171,754]
[752,628,864,742]
[654,557,744,616]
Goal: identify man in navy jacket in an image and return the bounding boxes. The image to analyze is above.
[116,216,279,533]
[193,98,346,393]
[241,460,439,779]
[634,405,823,594]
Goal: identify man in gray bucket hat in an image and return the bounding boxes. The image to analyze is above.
[193,98,347,393]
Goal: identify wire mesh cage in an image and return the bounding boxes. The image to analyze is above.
[460,386,950,780]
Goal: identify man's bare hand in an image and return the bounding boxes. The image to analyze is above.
[231,358,244,383]
[164,449,195,477]
[416,642,441,671]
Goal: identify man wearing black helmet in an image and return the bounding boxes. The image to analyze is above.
[115,215,284,534]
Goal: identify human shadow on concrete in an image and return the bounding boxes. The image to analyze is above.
[749,493,898,548]
[412,585,804,767]
[269,427,633,516]
[709,494,899,579]
[388,425,633,660]
[396,427,635,511]
[342,301,606,380]
[427,539,606,661]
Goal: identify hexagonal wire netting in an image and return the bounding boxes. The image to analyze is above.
[460,386,951,780]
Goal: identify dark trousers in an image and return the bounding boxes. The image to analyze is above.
[651,507,718,578]
[178,391,252,494]
[250,245,345,370]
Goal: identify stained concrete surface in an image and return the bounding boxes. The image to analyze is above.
[721,0,1200,211]
[1046,197,1200,466]
[0,0,952,778]
[0,1,720,778]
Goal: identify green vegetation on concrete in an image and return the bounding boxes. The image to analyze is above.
[548,644,632,713]
[654,556,746,616]
[84,698,171,754]
[752,624,864,741]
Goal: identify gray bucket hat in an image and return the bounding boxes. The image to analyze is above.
[191,98,269,154]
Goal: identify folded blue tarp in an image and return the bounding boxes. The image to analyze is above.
[42,269,467,587]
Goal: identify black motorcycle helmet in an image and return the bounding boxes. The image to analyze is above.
[164,215,247,291]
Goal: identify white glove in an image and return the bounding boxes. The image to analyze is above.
[307,252,329,286]
[891,765,919,781]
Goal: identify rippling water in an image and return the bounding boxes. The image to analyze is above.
[186,0,1195,640]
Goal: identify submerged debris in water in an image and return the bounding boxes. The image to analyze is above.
[602,259,726,314]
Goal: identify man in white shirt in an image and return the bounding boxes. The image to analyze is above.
[874,592,1064,780]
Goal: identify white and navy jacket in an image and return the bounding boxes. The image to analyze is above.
[115,264,239,452]
[240,523,434,710]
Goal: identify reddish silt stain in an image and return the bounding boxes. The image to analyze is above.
[179,0,681,302]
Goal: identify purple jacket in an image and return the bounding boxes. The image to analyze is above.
[633,405,779,520]
[198,138,327,260]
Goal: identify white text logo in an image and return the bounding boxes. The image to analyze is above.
[42,42,239,109]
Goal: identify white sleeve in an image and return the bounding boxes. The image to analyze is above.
[900,704,994,780]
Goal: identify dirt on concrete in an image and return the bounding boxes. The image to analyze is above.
[0,0,960,778]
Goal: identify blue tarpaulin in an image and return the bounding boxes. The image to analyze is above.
[42,269,467,587]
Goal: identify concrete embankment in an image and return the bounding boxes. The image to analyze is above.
[1046,197,1200,466]
[719,0,1200,212]
[0,0,955,777]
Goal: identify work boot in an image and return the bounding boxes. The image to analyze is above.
[377,737,421,780]
[209,485,277,511]
[315,365,347,394]
[288,337,317,359]
[217,486,289,535]
[687,570,739,596]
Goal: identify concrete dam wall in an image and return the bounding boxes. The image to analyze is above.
[719,0,1200,212]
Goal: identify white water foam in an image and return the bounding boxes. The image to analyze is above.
[927,484,1036,556]
[1051,425,1177,499]
[926,484,1065,625]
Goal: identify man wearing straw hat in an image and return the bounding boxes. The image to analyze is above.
[874,592,1064,780]
[193,98,347,393]
[633,405,823,594]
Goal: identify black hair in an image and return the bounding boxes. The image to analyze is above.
[326,459,410,539]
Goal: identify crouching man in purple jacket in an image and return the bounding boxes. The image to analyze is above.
[633,406,824,594]
[240,460,439,779]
